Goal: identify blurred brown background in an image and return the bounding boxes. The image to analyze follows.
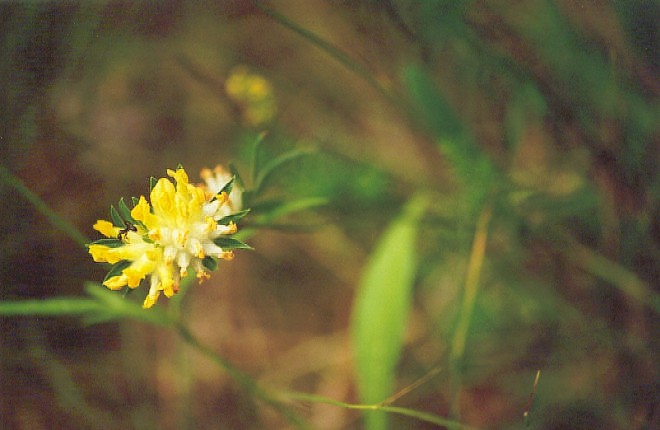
[0,1,658,429]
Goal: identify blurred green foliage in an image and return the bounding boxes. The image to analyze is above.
[352,195,428,430]
[1,1,658,429]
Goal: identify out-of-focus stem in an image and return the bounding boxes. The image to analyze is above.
[449,200,494,419]
[173,321,311,430]
[0,165,89,247]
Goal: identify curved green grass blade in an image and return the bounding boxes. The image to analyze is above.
[351,194,429,430]
[84,283,171,326]
[0,165,89,246]
[253,148,313,195]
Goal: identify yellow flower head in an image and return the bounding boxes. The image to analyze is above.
[225,66,277,126]
[88,166,250,308]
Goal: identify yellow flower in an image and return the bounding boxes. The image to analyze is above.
[89,166,248,308]
[225,66,277,126]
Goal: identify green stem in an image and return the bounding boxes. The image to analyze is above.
[449,200,494,418]
[174,296,466,428]
[283,391,478,429]
[0,165,89,247]
[172,321,311,429]
[0,298,102,316]
[562,233,660,314]
[253,1,402,106]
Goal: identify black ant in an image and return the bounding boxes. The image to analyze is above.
[117,221,137,240]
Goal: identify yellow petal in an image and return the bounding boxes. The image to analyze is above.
[131,196,157,227]
[157,264,176,298]
[142,291,160,309]
[220,251,234,261]
[168,167,189,187]
[103,275,127,290]
[93,220,118,238]
[123,256,157,288]
[151,178,176,217]
[88,244,125,263]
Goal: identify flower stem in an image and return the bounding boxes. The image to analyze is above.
[172,321,311,429]
[449,200,494,419]
[283,391,478,429]
[253,1,402,107]
[0,165,89,247]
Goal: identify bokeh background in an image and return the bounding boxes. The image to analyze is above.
[0,1,658,429]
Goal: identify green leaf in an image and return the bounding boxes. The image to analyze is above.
[131,196,140,206]
[0,298,103,316]
[404,65,466,143]
[253,148,313,195]
[504,83,547,152]
[117,197,135,224]
[351,194,429,430]
[0,165,89,247]
[217,209,251,226]
[404,64,490,174]
[0,287,170,325]
[84,283,171,326]
[110,205,125,228]
[202,256,218,272]
[103,260,131,283]
[88,238,123,248]
[149,177,157,193]
[218,176,235,197]
[250,132,268,185]
[213,237,253,250]
[253,197,327,224]
[229,161,245,189]
[404,65,497,211]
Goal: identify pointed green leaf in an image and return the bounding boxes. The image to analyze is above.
[254,148,313,195]
[229,161,245,189]
[219,175,235,197]
[405,65,497,210]
[213,237,253,250]
[250,131,268,185]
[351,195,429,430]
[103,260,131,283]
[404,65,465,142]
[253,197,327,224]
[131,196,140,206]
[84,283,171,326]
[217,209,251,226]
[110,205,125,228]
[202,256,218,272]
[117,197,135,224]
[88,238,123,248]
[149,177,157,193]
